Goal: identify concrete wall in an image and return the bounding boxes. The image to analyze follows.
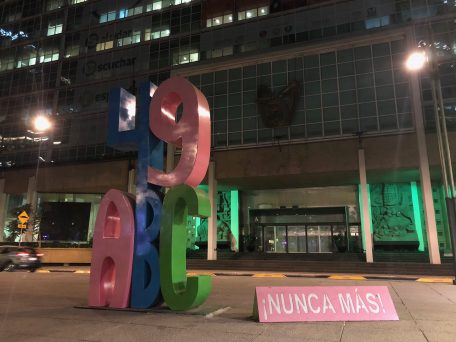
[213,132,454,189]
[0,160,130,194]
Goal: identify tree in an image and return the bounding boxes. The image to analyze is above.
[4,204,40,243]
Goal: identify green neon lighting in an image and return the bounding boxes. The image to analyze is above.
[230,190,239,250]
[358,184,372,251]
[410,182,425,252]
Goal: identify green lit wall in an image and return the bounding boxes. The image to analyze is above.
[359,182,452,254]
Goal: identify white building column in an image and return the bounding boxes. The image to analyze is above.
[358,149,373,263]
[207,161,217,261]
[0,179,6,242]
[410,71,441,264]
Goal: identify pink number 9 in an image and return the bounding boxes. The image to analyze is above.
[148,76,211,187]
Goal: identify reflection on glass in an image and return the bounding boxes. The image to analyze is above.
[308,225,332,253]
[307,226,319,253]
[288,226,306,252]
[264,226,286,253]
[320,226,332,252]
[255,226,263,252]
[118,88,136,132]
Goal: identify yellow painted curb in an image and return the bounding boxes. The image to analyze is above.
[252,273,286,278]
[75,270,91,274]
[187,272,215,277]
[416,278,454,283]
[329,275,367,280]
[36,269,50,273]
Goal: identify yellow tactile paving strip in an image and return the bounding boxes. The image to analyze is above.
[35,268,455,284]
[328,275,367,280]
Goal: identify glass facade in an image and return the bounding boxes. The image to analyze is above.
[0,0,454,168]
[189,38,413,148]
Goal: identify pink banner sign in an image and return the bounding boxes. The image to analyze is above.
[253,286,398,323]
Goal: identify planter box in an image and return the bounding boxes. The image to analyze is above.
[39,248,92,264]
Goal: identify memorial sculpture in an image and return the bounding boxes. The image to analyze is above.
[88,77,212,311]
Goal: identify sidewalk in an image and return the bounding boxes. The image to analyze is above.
[1,270,456,341]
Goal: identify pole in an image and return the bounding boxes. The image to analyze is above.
[35,137,42,248]
[430,74,449,197]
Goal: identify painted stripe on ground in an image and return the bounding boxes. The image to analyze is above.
[205,306,231,318]
[252,273,286,278]
[329,275,367,280]
[75,270,90,274]
[416,277,454,283]
[187,272,216,277]
[37,269,50,273]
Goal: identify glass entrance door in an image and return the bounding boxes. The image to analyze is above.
[263,226,287,253]
[287,226,307,253]
[307,225,332,253]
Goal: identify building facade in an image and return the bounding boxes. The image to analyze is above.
[0,0,455,263]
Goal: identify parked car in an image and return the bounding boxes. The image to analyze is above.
[0,246,42,272]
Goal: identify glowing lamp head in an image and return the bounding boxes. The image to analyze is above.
[405,51,428,71]
[33,115,52,133]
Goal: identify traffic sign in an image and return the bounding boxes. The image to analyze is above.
[18,211,30,224]
[17,223,27,229]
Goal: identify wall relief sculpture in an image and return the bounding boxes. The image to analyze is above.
[257,80,301,128]
[370,184,419,250]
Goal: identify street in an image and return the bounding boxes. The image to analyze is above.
[1,270,456,341]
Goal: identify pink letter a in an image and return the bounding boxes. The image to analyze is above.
[88,189,135,308]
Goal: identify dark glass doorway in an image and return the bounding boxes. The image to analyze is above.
[255,224,349,253]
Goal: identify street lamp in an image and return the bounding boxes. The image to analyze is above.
[406,49,456,284]
[31,114,52,248]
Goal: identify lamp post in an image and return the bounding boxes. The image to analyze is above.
[406,50,456,284]
[31,114,52,248]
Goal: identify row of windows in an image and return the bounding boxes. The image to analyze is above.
[46,0,88,12]
[206,5,269,28]
[1,0,87,24]
[99,0,192,24]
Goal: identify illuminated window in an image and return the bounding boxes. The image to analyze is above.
[47,21,63,36]
[69,0,87,4]
[146,0,171,12]
[206,13,233,27]
[65,45,79,58]
[238,6,268,21]
[119,9,128,19]
[100,10,116,23]
[173,0,192,4]
[174,49,199,65]
[16,53,37,68]
[0,57,15,71]
[126,6,143,17]
[258,6,269,16]
[145,27,170,40]
[118,31,141,47]
[40,48,59,63]
[96,40,114,51]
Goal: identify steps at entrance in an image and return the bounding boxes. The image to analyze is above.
[187,254,455,276]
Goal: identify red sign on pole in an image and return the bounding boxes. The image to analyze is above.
[253,286,399,323]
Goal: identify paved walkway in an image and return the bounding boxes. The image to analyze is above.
[1,268,456,341]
